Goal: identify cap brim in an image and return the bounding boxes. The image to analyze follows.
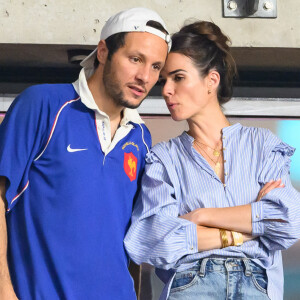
[80,48,97,68]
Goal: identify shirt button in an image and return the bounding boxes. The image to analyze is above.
[190,246,194,250]
[223,136,226,139]
[223,184,226,187]
[223,147,226,151]
[225,172,228,176]
[256,214,260,219]
[224,160,227,163]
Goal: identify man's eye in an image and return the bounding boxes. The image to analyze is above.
[153,64,161,71]
[130,57,140,63]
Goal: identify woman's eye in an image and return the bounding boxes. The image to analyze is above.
[174,76,184,82]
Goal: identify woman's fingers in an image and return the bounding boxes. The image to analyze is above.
[256,179,284,201]
[261,179,281,192]
[259,179,276,194]
[243,233,256,242]
[256,180,275,201]
[264,179,284,195]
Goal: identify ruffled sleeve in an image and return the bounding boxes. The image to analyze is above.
[251,130,300,250]
[259,135,295,181]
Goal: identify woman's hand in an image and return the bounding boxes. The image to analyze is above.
[256,179,285,202]
[243,233,255,243]
[179,208,201,224]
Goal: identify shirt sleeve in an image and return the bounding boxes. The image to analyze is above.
[0,86,50,211]
[124,145,198,270]
[251,131,300,250]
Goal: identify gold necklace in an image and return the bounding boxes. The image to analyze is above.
[194,141,222,177]
[194,140,222,157]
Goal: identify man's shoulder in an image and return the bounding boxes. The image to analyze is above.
[139,122,151,140]
[127,122,152,151]
[20,83,78,103]
[10,83,79,117]
[5,83,80,124]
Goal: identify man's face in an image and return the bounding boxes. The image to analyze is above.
[103,32,168,109]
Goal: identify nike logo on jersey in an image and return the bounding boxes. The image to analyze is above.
[67,144,88,152]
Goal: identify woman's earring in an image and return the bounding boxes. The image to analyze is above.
[208,82,212,94]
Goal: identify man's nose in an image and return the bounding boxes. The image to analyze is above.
[135,65,151,84]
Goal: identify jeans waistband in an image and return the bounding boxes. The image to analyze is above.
[188,258,265,277]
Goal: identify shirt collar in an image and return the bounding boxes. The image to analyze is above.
[72,68,144,125]
[179,131,195,159]
[222,122,242,137]
[180,122,242,146]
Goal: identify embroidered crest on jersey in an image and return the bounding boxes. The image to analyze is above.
[124,152,137,181]
[122,141,139,151]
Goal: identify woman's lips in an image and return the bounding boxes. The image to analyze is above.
[167,103,178,109]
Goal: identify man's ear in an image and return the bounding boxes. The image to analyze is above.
[96,40,109,65]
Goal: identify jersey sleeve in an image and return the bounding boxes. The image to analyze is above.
[0,86,50,211]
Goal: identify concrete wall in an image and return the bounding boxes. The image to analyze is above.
[0,0,299,47]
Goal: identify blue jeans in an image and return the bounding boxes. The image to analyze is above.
[168,258,270,300]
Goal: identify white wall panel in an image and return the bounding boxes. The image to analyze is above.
[0,0,300,47]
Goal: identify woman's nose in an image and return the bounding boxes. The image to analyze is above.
[162,80,174,98]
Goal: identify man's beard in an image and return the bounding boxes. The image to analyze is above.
[102,60,147,109]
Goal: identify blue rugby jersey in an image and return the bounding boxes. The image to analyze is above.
[124,124,300,300]
[0,81,151,299]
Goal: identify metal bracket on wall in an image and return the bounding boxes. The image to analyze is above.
[223,0,277,18]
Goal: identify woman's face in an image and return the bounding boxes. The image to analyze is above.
[160,52,211,121]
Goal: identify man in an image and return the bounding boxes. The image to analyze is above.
[0,7,170,300]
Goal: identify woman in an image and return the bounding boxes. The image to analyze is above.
[124,21,300,300]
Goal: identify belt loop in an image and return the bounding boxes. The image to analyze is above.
[199,258,209,277]
[243,259,252,276]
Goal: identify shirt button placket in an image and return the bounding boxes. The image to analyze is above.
[222,137,228,188]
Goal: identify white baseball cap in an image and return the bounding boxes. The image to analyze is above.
[80,7,171,69]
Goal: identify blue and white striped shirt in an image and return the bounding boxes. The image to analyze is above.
[124,123,300,300]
